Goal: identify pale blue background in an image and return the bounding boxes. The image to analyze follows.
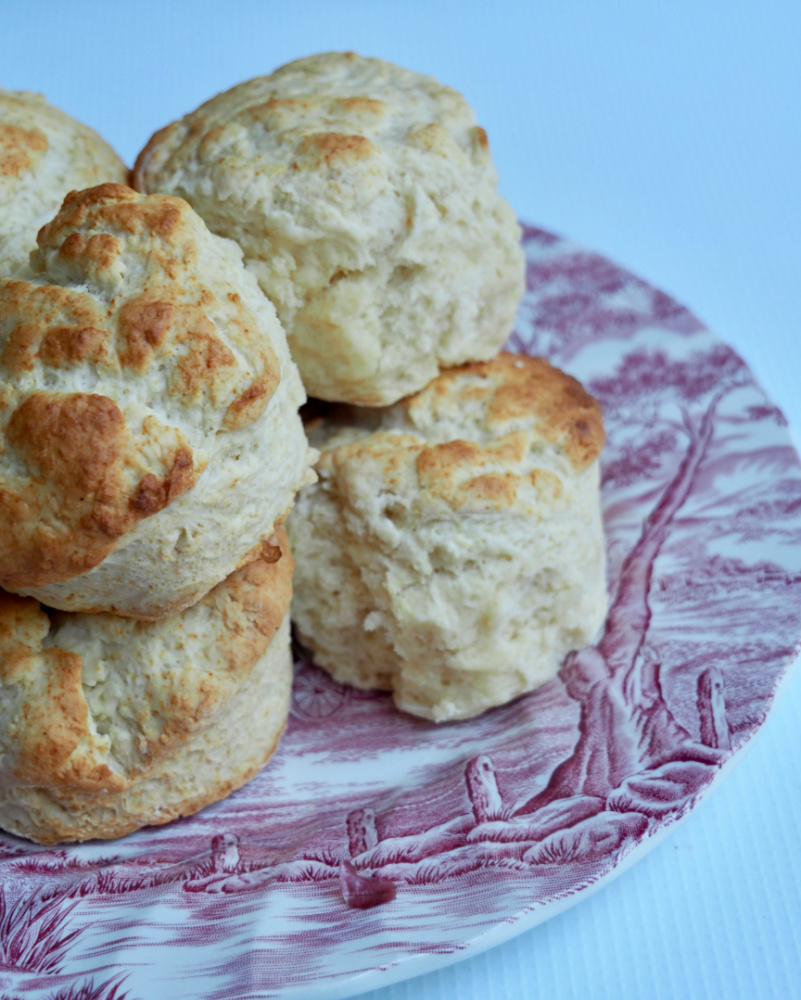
[2,3,800,997]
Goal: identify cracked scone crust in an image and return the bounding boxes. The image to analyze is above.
[0,183,315,618]
[0,89,127,276]
[0,529,294,844]
[288,353,608,722]
[133,51,525,405]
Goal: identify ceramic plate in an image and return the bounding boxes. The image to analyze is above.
[2,225,801,1000]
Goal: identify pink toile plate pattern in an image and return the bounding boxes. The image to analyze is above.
[2,225,801,1000]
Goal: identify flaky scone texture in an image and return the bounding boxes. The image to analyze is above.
[0,89,127,276]
[133,52,525,405]
[0,530,294,844]
[0,184,315,618]
[288,353,608,722]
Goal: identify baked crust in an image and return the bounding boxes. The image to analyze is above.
[312,352,604,510]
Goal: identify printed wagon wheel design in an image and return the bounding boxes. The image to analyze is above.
[291,668,348,719]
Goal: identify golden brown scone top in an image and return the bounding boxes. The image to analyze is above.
[308,353,604,518]
[0,184,281,591]
[403,353,605,472]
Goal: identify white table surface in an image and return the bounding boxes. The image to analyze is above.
[2,3,799,997]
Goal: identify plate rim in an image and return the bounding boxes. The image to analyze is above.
[2,222,801,1000]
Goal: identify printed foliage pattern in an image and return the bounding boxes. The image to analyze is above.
[2,225,801,1000]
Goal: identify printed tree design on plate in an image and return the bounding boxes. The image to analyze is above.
[515,343,752,826]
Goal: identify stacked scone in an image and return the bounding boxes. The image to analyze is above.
[136,53,608,724]
[0,96,316,843]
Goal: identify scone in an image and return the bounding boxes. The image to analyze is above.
[288,353,607,722]
[0,89,127,276]
[0,529,294,844]
[133,52,525,405]
[0,183,316,619]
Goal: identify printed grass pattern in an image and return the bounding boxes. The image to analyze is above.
[0,888,80,974]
